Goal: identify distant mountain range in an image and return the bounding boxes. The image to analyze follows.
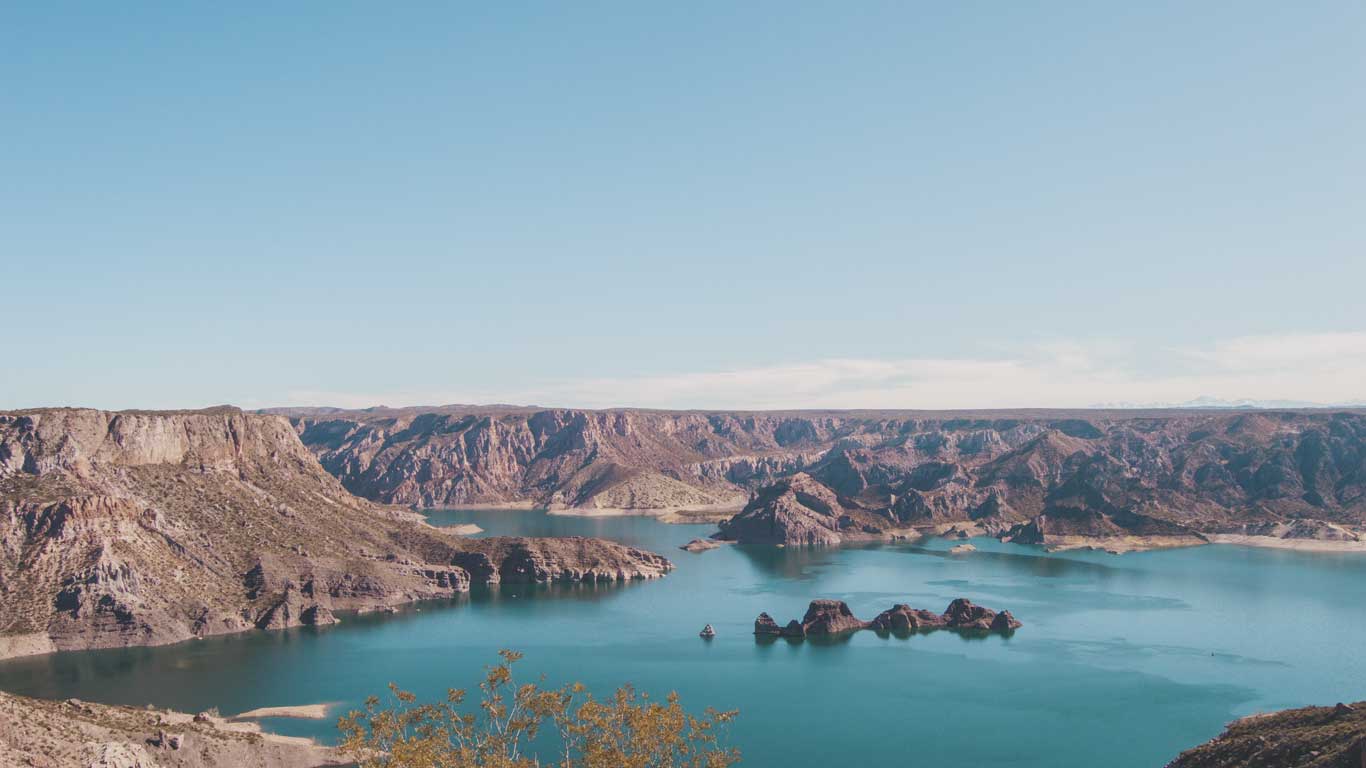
[1092,396,1366,409]
[274,405,1366,550]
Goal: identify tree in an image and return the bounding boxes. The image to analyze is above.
[339,649,741,768]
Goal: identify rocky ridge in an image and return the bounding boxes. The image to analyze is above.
[274,407,1366,549]
[0,407,671,660]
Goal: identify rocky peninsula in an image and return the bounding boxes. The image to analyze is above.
[274,406,1366,552]
[0,407,672,660]
[754,598,1021,639]
[1166,700,1366,768]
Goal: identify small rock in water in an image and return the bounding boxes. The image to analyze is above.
[949,544,977,554]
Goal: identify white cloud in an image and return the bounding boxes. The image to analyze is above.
[280,331,1366,411]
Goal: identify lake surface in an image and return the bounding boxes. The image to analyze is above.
[3,509,1365,767]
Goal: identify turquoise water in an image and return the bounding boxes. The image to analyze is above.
[3,509,1365,767]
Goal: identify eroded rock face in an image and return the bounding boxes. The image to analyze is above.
[452,537,672,584]
[754,612,782,636]
[867,605,946,633]
[942,598,1021,631]
[760,598,1022,641]
[717,474,847,546]
[280,407,1366,548]
[796,600,869,635]
[0,407,673,659]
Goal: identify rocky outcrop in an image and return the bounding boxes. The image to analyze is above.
[755,599,872,638]
[449,537,671,584]
[754,612,782,636]
[999,508,1210,552]
[866,604,949,633]
[756,598,1020,640]
[1237,519,1363,542]
[869,598,1021,633]
[715,473,851,546]
[0,691,346,767]
[0,408,673,659]
[681,538,720,552]
[1166,700,1366,768]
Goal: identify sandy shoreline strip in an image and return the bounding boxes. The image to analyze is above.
[547,502,742,524]
[1206,534,1366,553]
[232,703,331,720]
[431,500,538,510]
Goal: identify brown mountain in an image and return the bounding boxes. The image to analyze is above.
[273,406,1366,549]
[0,407,671,660]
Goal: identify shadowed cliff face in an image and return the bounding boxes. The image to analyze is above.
[276,407,1366,547]
[0,408,672,659]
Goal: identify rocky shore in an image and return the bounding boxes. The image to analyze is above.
[0,691,345,767]
[1166,700,1366,767]
[0,408,672,660]
[754,598,1021,640]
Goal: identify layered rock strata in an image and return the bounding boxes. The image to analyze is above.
[275,406,1366,548]
[0,408,672,659]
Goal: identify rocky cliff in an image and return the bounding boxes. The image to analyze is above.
[275,407,1366,549]
[0,407,671,659]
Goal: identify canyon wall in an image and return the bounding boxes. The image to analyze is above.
[276,406,1366,547]
[0,407,670,659]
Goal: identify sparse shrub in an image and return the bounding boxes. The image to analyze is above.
[339,650,740,767]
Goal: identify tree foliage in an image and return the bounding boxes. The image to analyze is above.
[339,650,741,768]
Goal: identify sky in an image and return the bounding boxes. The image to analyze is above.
[3,2,1363,411]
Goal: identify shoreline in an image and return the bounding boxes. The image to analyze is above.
[546,503,742,525]
[428,500,538,510]
[1205,534,1366,553]
[0,691,344,767]
[428,522,484,536]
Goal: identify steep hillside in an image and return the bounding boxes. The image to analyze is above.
[0,408,671,660]
[275,407,1366,549]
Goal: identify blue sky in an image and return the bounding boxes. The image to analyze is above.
[3,2,1363,410]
